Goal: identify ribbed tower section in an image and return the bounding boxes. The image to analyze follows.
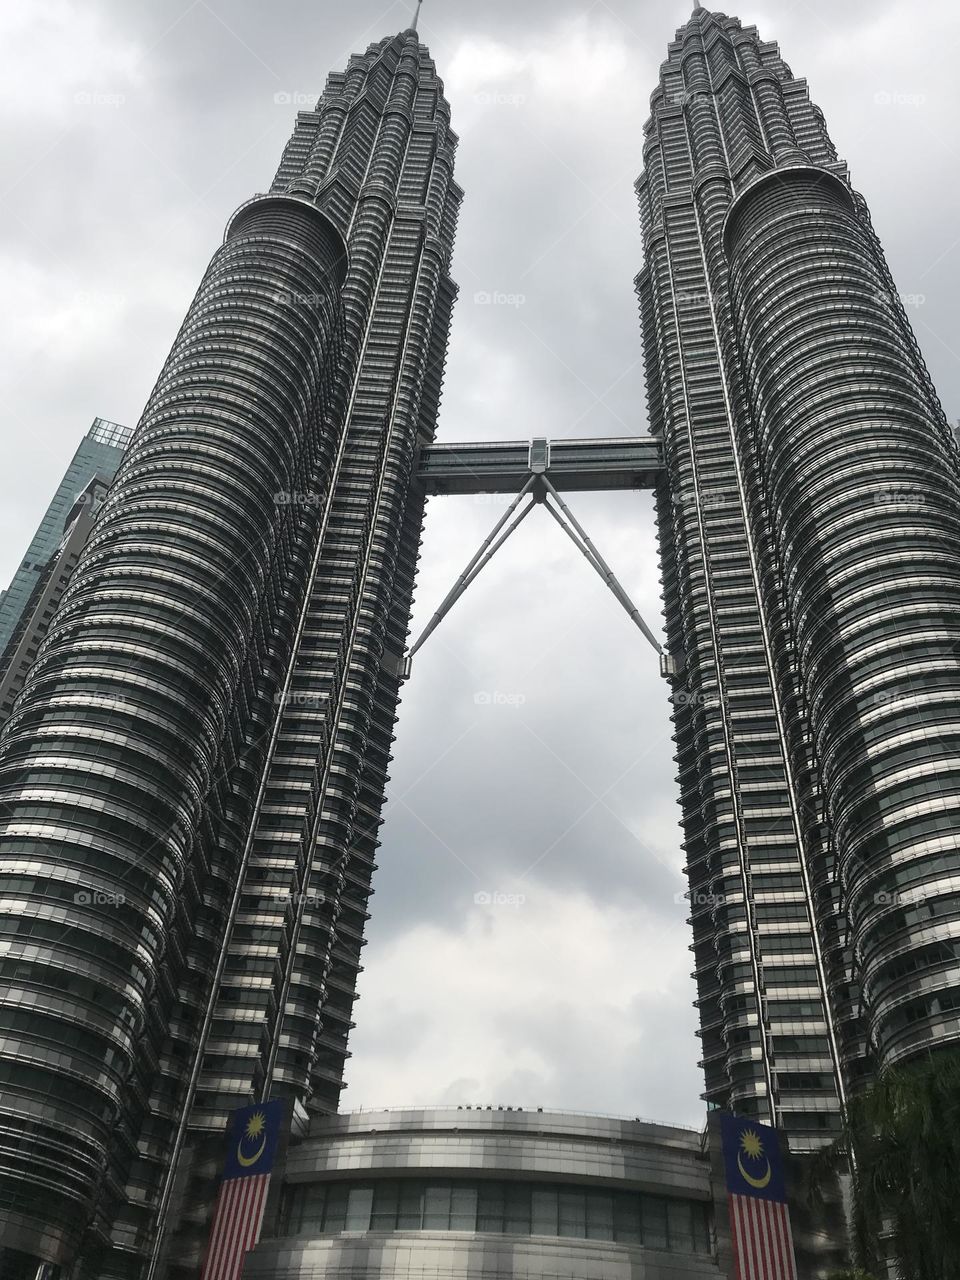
[0,26,460,1280]
[640,3,960,1154]
[725,170,960,1062]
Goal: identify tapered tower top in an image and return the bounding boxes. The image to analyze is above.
[411,0,424,31]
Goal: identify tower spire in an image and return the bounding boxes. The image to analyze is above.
[412,0,423,31]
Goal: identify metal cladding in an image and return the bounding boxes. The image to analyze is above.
[0,193,347,1266]
[244,1108,722,1280]
[0,28,460,1280]
[638,4,960,1150]
[725,168,960,1067]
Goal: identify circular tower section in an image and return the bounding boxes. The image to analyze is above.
[0,195,346,1275]
[725,166,960,1070]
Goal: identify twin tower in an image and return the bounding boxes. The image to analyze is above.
[2,7,959,1279]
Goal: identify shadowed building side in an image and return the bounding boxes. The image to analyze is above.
[0,23,462,1280]
[131,27,461,1280]
[637,4,855,1148]
[0,194,347,1280]
[639,1,960,1158]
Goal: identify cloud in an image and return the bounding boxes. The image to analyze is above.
[346,880,703,1126]
[0,0,142,118]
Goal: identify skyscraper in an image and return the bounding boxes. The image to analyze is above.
[0,417,132,656]
[0,23,460,1280]
[639,4,960,1147]
[3,4,960,1280]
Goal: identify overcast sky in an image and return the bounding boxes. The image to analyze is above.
[2,0,958,1129]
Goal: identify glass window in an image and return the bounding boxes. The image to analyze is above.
[693,1202,712,1254]
[532,1186,558,1236]
[478,1182,504,1233]
[450,1185,478,1231]
[558,1189,586,1239]
[370,1181,399,1231]
[423,1185,451,1230]
[642,1195,668,1249]
[345,1186,373,1231]
[585,1191,614,1240]
[279,1177,710,1253]
[504,1183,531,1234]
[323,1184,349,1233]
[667,1198,694,1252]
[613,1193,642,1244]
[398,1182,423,1230]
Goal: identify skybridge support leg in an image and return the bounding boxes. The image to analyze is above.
[402,470,662,678]
[541,477,662,655]
[404,477,536,675]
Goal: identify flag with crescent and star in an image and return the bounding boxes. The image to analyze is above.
[200,1099,286,1280]
[720,1114,798,1280]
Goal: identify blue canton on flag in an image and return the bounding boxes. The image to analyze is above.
[222,1099,285,1181]
[721,1114,789,1203]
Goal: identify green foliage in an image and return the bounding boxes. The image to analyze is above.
[815,1050,960,1280]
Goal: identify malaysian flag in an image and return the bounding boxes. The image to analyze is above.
[201,1099,286,1280]
[721,1113,799,1280]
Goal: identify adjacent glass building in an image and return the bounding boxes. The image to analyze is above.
[0,417,132,656]
[0,474,116,728]
[0,24,460,1280]
[640,4,960,1145]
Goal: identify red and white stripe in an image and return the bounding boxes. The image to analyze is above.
[201,1173,271,1280]
[729,1193,798,1280]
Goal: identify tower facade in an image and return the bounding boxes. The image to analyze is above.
[639,5,960,1148]
[0,26,460,1280]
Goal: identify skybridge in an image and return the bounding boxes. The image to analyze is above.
[407,436,667,674]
